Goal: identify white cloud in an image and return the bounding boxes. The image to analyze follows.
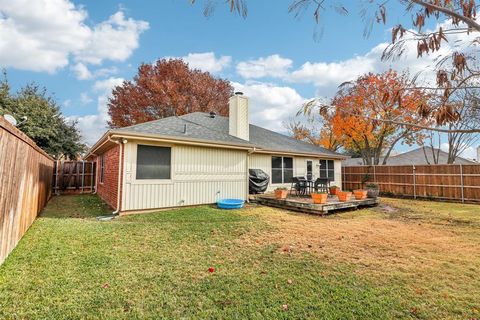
[462,146,480,161]
[237,54,293,79]
[71,62,119,80]
[0,0,149,73]
[180,52,231,73]
[72,63,92,80]
[236,20,479,97]
[75,11,149,65]
[236,42,441,97]
[72,77,124,145]
[80,92,93,104]
[441,143,480,161]
[231,81,306,132]
[93,77,124,92]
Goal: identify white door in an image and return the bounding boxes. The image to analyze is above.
[306,160,313,180]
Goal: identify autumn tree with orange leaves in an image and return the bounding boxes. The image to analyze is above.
[107,59,233,128]
[285,116,341,152]
[300,70,432,165]
[195,0,480,133]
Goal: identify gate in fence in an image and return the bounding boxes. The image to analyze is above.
[53,160,96,194]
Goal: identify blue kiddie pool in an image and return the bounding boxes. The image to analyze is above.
[217,199,245,210]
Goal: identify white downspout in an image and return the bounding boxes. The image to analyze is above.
[90,153,98,194]
[107,136,124,215]
[246,147,257,202]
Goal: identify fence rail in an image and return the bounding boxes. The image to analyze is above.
[0,116,54,264]
[342,164,480,203]
[53,161,95,194]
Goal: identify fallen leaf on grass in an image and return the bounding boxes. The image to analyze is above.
[282,304,289,311]
[102,283,109,289]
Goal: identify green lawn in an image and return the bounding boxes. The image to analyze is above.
[0,195,479,319]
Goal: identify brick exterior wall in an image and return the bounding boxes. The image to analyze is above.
[94,145,122,210]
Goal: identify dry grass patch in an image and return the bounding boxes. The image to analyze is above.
[245,205,478,276]
[239,198,480,318]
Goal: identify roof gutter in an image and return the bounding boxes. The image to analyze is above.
[85,131,112,159]
[252,148,346,160]
[109,131,255,151]
[86,130,345,159]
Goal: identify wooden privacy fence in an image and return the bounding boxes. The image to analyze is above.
[53,161,95,194]
[0,116,54,264]
[342,164,480,203]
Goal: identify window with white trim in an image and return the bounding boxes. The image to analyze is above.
[272,156,293,184]
[319,159,334,180]
[136,145,171,180]
[99,155,105,183]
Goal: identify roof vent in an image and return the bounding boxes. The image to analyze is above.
[209,111,216,118]
[234,91,243,96]
[183,123,187,134]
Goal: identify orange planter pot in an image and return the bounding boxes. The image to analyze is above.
[311,193,328,204]
[329,187,340,195]
[275,189,288,200]
[337,191,352,202]
[353,190,368,200]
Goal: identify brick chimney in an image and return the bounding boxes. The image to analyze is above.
[229,92,249,141]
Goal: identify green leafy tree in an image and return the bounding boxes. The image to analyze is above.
[0,73,85,159]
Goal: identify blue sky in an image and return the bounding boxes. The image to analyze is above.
[1,0,477,158]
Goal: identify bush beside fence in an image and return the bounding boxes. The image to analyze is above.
[342,164,480,203]
[0,116,54,265]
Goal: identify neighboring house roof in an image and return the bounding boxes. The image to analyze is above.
[342,147,476,166]
[91,112,344,158]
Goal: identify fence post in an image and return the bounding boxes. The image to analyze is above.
[81,160,85,194]
[413,165,416,199]
[54,160,58,195]
[460,164,465,203]
[91,161,95,193]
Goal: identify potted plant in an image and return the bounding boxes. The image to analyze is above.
[311,191,328,204]
[329,185,340,195]
[274,187,288,200]
[337,191,352,202]
[353,189,368,200]
[366,183,379,199]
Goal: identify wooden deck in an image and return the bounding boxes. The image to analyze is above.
[250,193,379,215]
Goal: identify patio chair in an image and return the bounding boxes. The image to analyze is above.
[314,178,330,194]
[290,177,307,196]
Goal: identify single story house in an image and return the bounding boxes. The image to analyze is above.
[86,93,345,214]
[342,147,477,166]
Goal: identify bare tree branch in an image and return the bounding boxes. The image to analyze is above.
[410,0,480,31]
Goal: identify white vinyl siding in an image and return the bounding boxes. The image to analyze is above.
[122,141,247,211]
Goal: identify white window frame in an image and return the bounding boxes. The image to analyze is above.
[99,154,105,184]
[271,156,293,184]
[319,159,335,180]
[131,142,174,185]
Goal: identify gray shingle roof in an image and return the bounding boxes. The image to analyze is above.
[114,112,342,157]
[342,147,476,166]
